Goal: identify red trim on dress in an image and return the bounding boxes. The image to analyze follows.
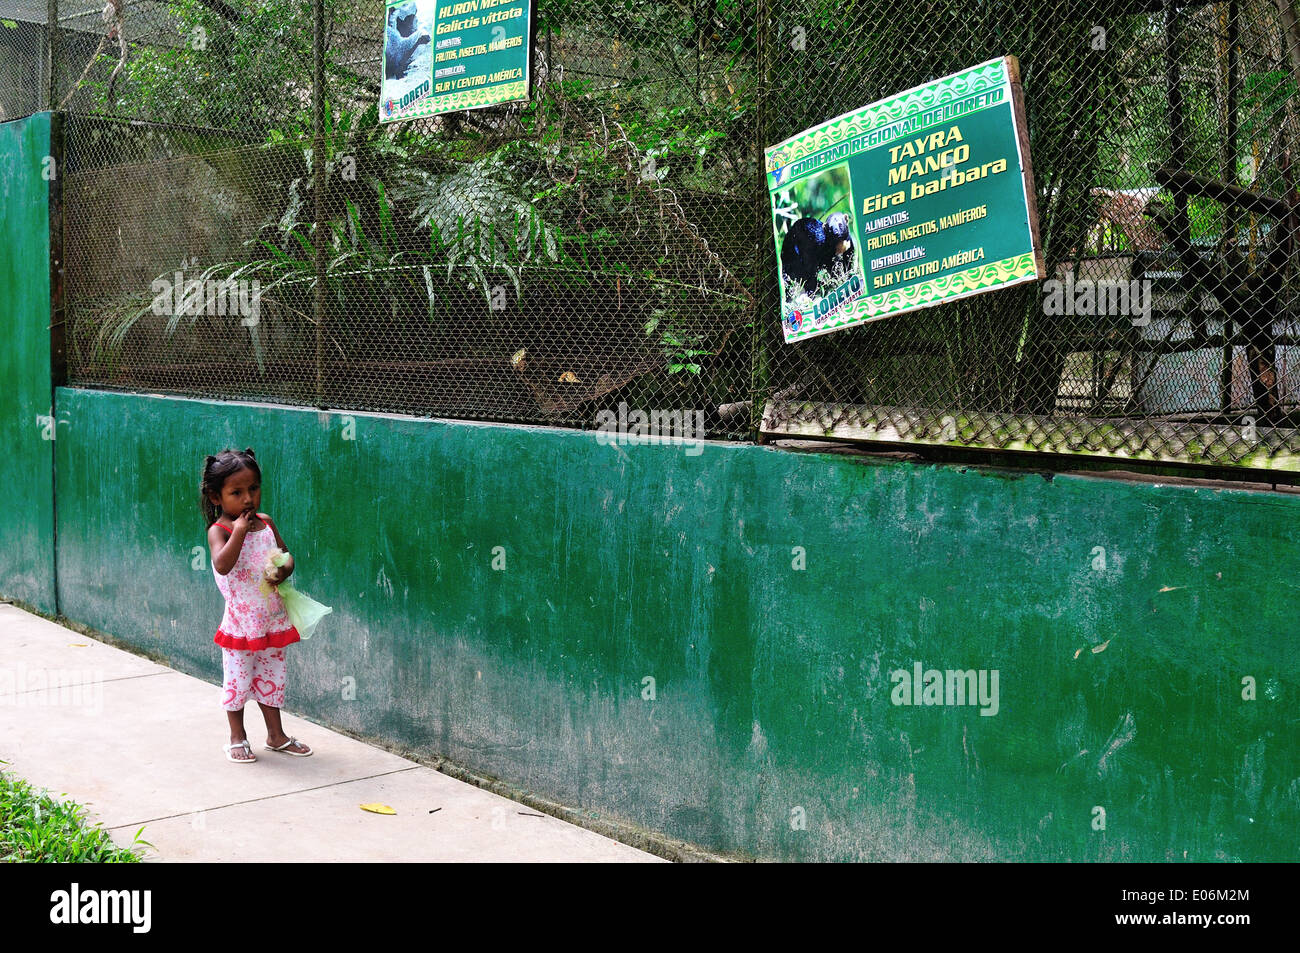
[214,626,301,651]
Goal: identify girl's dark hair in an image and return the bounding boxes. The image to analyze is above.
[199,448,261,527]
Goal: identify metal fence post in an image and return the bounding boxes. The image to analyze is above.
[749,0,771,440]
[313,0,326,406]
[45,0,57,111]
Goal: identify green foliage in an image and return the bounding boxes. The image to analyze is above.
[645,312,709,374]
[1241,71,1297,146]
[537,0,756,64]
[87,0,319,130]
[389,152,554,304]
[76,0,757,401]
[0,765,149,862]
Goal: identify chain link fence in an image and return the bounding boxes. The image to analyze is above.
[6,0,1300,468]
[759,0,1300,470]
[47,0,757,436]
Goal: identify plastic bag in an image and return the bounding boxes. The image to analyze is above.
[261,549,333,640]
[278,583,333,640]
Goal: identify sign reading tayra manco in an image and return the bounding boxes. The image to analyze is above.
[765,56,1044,344]
[381,0,534,123]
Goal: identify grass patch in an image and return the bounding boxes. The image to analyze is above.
[0,762,150,862]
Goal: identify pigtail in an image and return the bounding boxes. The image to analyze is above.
[199,455,221,527]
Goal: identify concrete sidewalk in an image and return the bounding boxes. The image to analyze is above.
[0,603,661,862]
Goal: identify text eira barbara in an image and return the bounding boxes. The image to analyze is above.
[861,124,1010,215]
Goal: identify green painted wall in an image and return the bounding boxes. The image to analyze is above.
[52,386,1300,861]
[0,112,56,613]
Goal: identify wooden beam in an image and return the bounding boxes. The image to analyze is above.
[1005,55,1046,279]
[759,400,1300,469]
[1153,165,1290,218]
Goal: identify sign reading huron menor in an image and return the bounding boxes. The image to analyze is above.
[765,57,1044,344]
[381,0,534,123]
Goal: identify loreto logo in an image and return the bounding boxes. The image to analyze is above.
[50,884,151,933]
[890,662,1000,716]
[150,271,262,327]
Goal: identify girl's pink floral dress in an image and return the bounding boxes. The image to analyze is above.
[212,517,299,710]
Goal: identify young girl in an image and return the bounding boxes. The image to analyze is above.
[200,448,313,764]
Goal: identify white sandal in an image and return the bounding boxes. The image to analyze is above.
[224,739,257,763]
[264,736,312,757]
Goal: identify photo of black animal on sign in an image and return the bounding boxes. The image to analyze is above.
[771,162,865,336]
[782,212,856,296]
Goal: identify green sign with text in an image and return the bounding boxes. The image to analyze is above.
[381,0,534,123]
[765,57,1044,343]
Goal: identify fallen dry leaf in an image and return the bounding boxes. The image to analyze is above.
[1091,639,1111,654]
[359,803,396,815]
